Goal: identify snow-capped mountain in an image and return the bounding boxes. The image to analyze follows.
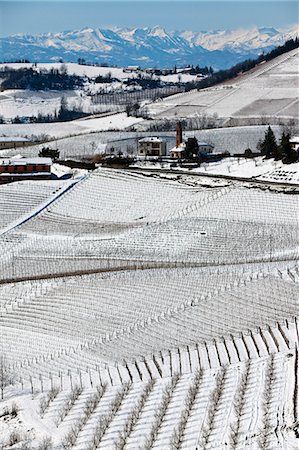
[1,25,297,69]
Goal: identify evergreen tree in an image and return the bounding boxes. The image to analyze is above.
[260,126,277,158]
[185,137,199,159]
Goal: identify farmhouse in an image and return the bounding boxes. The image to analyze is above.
[138,137,166,157]
[0,137,35,150]
[124,65,141,72]
[0,157,52,183]
[290,136,299,152]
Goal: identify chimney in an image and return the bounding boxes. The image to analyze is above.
[176,122,182,148]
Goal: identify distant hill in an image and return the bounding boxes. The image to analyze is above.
[146,47,299,124]
[1,24,298,69]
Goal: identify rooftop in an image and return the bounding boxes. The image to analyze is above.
[0,137,32,142]
[198,142,214,147]
[138,137,164,143]
[170,143,186,152]
[0,158,52,166]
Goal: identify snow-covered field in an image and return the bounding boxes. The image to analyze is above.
[1,350,297,450]
[0,62,198,122]
[0,62,199,84]
[0,168,298,449]
[0,112,143,140]
[191,156,299,183]
[0,125,285,159]
[147,48,299,121]
[0,89,124,120]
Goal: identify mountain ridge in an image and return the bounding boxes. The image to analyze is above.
[1,24,298,69]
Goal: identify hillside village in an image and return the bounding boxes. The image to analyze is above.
[0,18,298,450]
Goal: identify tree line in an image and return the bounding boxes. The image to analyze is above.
[0,66,84,91]
[10,96,89,124]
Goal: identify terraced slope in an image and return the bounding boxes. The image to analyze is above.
[148,48,299,121]
[0,351,297,449]
[0,168,298,449]
[0,179,70,232]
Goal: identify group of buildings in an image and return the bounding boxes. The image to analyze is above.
[137,122,214,159]
[137,126,299,160]
[0,131,298,183]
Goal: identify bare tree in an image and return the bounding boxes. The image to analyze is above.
[0,355,15,400]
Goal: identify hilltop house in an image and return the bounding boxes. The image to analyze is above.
[138,137,166,157]
[124,66,141,73]
[0,158,52,183]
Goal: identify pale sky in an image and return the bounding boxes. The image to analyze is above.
[0,1,297,37]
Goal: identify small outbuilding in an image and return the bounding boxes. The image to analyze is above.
[290,136,299,152]
[198,142,214,154]
[170,143,186,159]
[0,137,35,150]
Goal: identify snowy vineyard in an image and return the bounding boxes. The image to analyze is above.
[0,167,298,449]
[2,351,297,450]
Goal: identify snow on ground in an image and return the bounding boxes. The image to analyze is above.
[0,125,286,159]
[0,63,199,121]
[0,62,199,83]
[0,89,123,120]
[192,157,299,183]
[131,155,299,184]
[0,62,134,80]
[0,350,297,450]
[147,48,299,120]
[185,124,284,154]
[0,167,298,449]
[0,112,143,140]
[0,179,69,231]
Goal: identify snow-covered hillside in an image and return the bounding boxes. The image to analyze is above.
[0,167,298,448]
[147,48,299,121]
[1,351,297,450]
[0,126,285,160]
[0,112,143,141]
[0,62,198,122]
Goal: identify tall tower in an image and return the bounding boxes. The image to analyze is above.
[176,122,182,148]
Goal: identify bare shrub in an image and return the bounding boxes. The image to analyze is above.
[0,355,16,400]
[229,361,251,449]
[37,436,53,450]
[55,384,83,426]
[9,430,21,446]
[257,356,276,450]
[62,383,107,449]
[198,368,226,449]
[39,386,60,417]
[115,379,156,449]
[143,374,180,450]
[10,401,19,417]
[170,370,202,449]
[88,382,131,450]
[20,441,32,450]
